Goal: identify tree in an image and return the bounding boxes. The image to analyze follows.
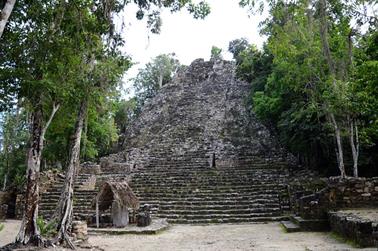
[238,0,377,177]
[0,0,209,248]
[0,109,28,191]
[114,98,138,136]
[210,46,223,60]
[228,38,250,62]
[0,1,68,243]
[133,53,181,111]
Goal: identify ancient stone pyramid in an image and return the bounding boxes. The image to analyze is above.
[118,59,290,168]
[40,59,294,224]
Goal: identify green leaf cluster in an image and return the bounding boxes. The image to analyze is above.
[236,0,378,175]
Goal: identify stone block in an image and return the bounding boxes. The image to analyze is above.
[72,221,88,240]
[0,204,8,220]
[137,204,152,227]
[329,211,377,247]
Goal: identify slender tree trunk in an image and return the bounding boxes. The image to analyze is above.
[318,0,347,177]
[2,174,7,191]
[158,71,163,88]
[2,147,9,191]
[318,0,335,75]
[330,113,346,178]
[81,109,88,160]
[0,0,16,38]
[349,118,359,177]
[16,102,59,245]
[53,99,87,248]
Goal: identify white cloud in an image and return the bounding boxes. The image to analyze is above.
[117,0,268,98]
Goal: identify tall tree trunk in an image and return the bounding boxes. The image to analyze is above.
[81,108,88,160]
[158,71,163,88]
[16,100,59,246]
[318,0,347,177]
[2,174,7,191]
[330,113,346,178]
[349,118,359,177]
[2,146,9,191]
[53,99,87,248]
[0,0,16,38]
[16,102,60,245]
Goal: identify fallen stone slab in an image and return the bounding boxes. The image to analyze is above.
[280,220,301,233]
[88,218,169,235]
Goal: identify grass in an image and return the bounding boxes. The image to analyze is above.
[279,222,288,233]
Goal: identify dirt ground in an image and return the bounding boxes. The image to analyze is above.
[1,220,376,251]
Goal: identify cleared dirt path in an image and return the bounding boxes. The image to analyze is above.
[1,220,376,251]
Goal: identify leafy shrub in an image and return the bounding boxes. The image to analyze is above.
[36,217,56,237]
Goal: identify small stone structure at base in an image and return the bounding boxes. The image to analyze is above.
[72,221,88,241]
[329,209,378,247]
[286,177,378,247]
[137,204,152,227]
[294,177,378,220]
[94,181,139,228]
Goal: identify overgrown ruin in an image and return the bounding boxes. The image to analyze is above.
[33,59,377,246]
[38,59,295,224]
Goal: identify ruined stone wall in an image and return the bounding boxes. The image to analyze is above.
[329,210,378,247]
[116,59,291,169]
[296,177,378,219]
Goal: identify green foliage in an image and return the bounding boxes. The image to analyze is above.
[0,110,28,190]
[0,0,211,188]
[237,0,378,175]
[133,53,181,111]
[135,0,210,33]
[36,217,56,238]
[228,38,249,61]
[210,46,223,60]
[0,223,4,232]
[114,98,138,135]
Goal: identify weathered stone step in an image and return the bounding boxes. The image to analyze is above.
[130,181,287,188]
[137,197,280,204]
[158,203,280,210]
[166,216,287,224]
[157,212,281,219]
[139,200,279,207]
[131,173,288,179]
[41,191,96,197]
[137,165,288,172]
[130,177,288,183]
[157,207,281,215]
[131,185,286,191]
[135,192,281,199]
[133,190,285,197]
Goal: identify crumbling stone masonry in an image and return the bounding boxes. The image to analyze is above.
[39,59,298,224]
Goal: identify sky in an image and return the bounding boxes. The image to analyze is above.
[117,0,268,98]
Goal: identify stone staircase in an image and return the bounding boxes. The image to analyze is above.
[39,173,98,221]
[38,59,295,224]
[128,150,290,224]
[39,152,291,224]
